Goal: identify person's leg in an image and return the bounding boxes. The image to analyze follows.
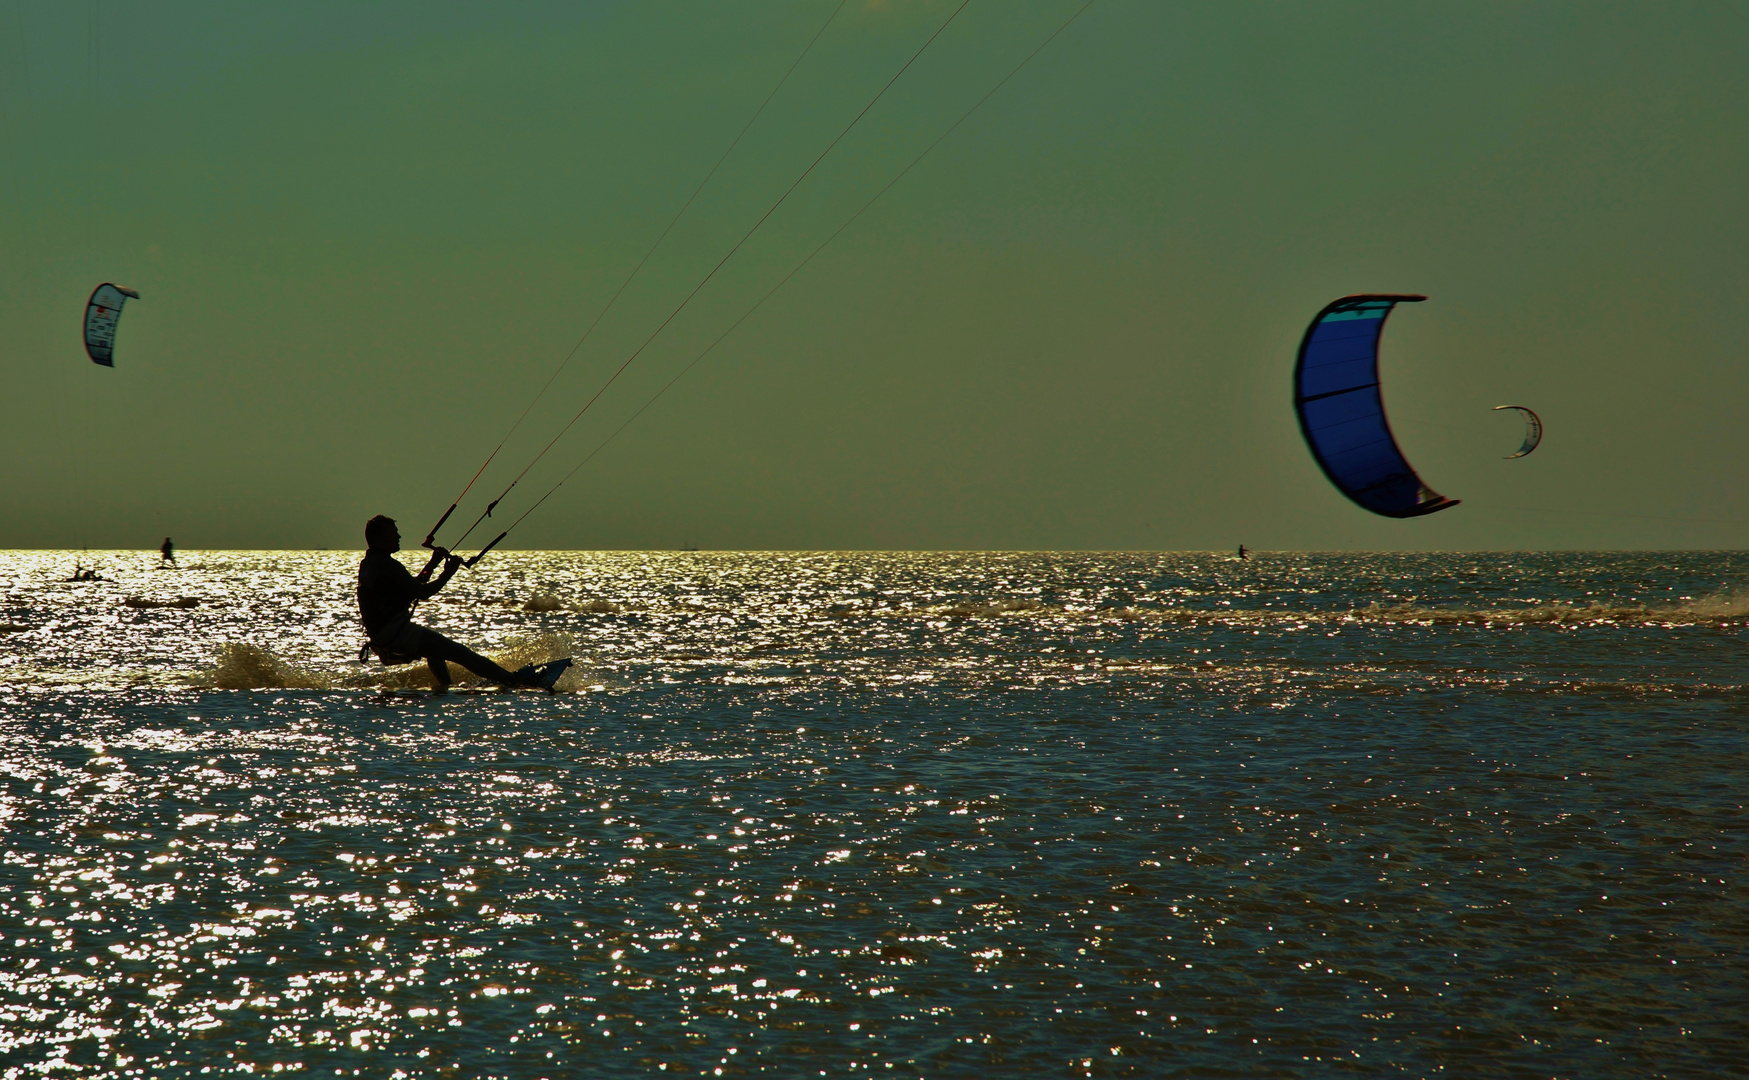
[417,628,527,687]
[426,656,453,690]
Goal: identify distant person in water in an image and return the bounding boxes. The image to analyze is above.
[1238,544,1248,560]
[160,537,175,566]
[357,515,546,691]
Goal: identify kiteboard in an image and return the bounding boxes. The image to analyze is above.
[518,658,573,693]
[374,661,571,698]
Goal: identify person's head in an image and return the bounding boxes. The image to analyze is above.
[364,515,400,552]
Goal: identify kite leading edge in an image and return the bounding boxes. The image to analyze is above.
[1293,293,1459,519]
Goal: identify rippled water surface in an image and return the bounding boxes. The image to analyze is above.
[1,550,1744,1078]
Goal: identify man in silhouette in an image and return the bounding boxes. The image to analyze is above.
[357,515,549,691]
[160,537,176,566]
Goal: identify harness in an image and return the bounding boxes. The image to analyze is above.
[359,628,420,665]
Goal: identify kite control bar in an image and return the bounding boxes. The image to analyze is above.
[412,532,507,583]
[421,504,457,552]
[414,504,459,582]
[417,491,508,580]
[466,532,509,568]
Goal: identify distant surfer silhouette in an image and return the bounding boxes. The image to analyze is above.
[1238,545,1248,560]
[357,515,567,691]
[160,537,176,566]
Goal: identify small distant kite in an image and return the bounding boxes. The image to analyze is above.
[84,283,140,367]
[1492,405,1543,458]
[1293,293,1459,518]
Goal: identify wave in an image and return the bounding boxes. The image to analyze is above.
[1682,587,1749,618]
[515,592,622,614]
[1355,590,1749,626]
[196,643,332,690]
[123,596,202,609]
[928,598,1046,617]
[824,587,1749,628]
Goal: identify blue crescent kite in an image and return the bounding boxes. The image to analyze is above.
[1293,294,1458,519]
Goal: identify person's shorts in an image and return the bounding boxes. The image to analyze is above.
[370,621,431,665]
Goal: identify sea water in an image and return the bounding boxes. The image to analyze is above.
[0,550,1743,1078]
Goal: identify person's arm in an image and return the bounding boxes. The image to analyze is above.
[415,549,465,599]
[377,554,436,604]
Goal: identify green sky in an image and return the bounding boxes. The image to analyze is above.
[3,1,1745,551]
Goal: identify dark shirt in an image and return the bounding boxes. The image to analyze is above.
[357,549,442,641]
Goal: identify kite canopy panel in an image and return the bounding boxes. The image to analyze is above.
[84,283,140,367]
[1493,405,1543,458]
[1293,294,1458,519]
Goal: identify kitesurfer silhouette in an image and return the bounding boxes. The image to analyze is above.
[66,549,105,582]
[160,538,176,566]
[357,515,565,691]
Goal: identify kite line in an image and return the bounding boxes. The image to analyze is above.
[440,0,978,563]
[419,0,852,559]
[425,0,1097,562]
[493,0,1103,542]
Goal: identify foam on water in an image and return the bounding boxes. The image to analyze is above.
[196,641,332,689]
[192,634,585,692]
